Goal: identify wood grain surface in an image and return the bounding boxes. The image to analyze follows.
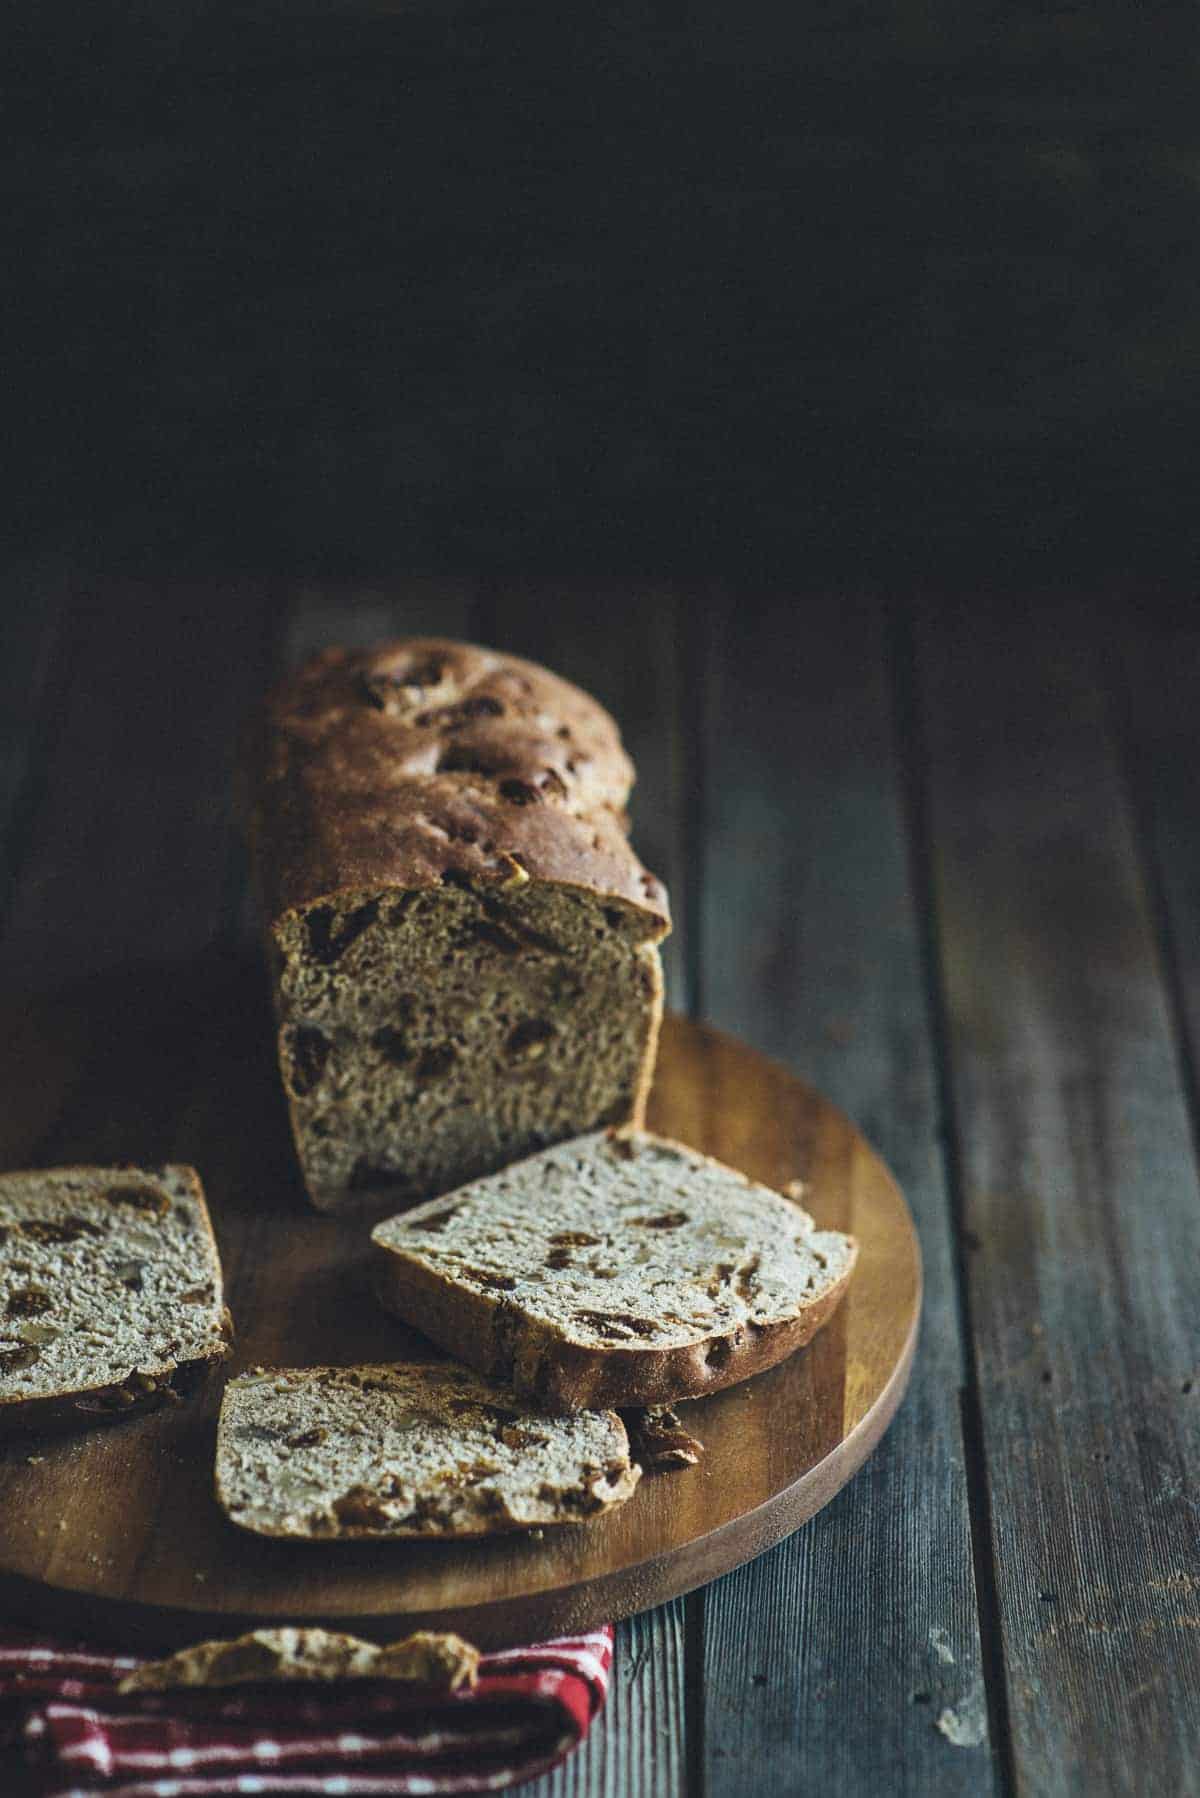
[2,580,1197,1795]
[0,1010,918,1651]
[917,597,1200,1795]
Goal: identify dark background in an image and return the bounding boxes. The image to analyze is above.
[5,1,1200,588]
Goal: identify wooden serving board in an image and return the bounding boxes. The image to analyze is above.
[0,1001,920,1651]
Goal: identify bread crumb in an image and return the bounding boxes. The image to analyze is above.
[56,1519,68,1532]
[26,1455,45,1465]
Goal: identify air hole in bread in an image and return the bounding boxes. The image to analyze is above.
[472,920,523,956]
[415,1045,457,1080]
[287,1027,331,1097]
[498,778,541,806]
[307,901,379,966]
[372,1027,411,1068]
[6,1286,51,1317]
[437,745,498,776]
[506,1019,555,1061]
[386,895,421,927]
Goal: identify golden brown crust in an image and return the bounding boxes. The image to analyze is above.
[373,1238,858,1415]
[120,1628,481,1695]
[0,1340,229,1435]
[242,639,670,932]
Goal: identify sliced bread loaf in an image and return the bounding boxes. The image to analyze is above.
[240,639,670,1213]
[0,1165,231,1431]
[372,1130,858,1411]
[215,1362,640,1539]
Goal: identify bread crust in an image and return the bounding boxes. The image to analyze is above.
[120,1628,481,1694]
[0,1332,231,1436]
[241,638,671,931]
[373,1234,858,1414]
[241,640,670,1212]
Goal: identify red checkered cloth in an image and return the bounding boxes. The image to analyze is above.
[0,1624,613,1796]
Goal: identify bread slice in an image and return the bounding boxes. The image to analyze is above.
[241,639,670,1213]
[215,1362,640,1539]
[120,1628,480,1694]
[0,1165,231,1432]
[372,1130,858,1412]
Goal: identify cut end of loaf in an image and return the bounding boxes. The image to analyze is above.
[273,876,665,1213]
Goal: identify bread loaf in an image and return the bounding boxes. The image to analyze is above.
[372,1130,858,1411]
[0,1165,231,1431]
[121,1628,480,1694]
[241,640,670,1213]
[216,1362,640,1538]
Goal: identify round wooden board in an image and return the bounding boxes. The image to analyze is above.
[0,1013,920,1650]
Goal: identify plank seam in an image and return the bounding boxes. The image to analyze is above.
[217,585,295,945]
[681,587,708,1024]
[1097,618,1200,1182]
[886,595,1016,1798]
[683,584,709,1798]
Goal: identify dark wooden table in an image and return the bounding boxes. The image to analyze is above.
[2,580,1196,1795]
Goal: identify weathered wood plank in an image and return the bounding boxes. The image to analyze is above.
[698,591,993,1795]
[1105,601,1200,1147]
[490,583,691,1798]
[917,595,1200,1797]
[533,1601,687,1798]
